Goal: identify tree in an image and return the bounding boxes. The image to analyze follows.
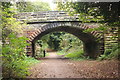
[16,0,51,12]
[37,32,83,52]
[1,2,39,78]
[1,2,24,43]
[57,2,119,24]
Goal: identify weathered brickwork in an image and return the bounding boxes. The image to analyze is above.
[14,11,118,58]
[104,27,118,50]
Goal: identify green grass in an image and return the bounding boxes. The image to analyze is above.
[46,53,49,56]
[36,52,50,58]
[69,56,94,61]
[69,58,86,61]
[57,50,90,61]
[21,57,40,77]
[56,50,66,55]
[24,56,40,65]
[57,52,65,55]
[65,50,84,58]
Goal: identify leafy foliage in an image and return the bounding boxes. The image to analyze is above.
[57,1,119,60]
[2,33,36,78]
[1,2,26,43]
[98,44,119,60]
[36,32,84,58]
[57,2,119,23]
[16,1,51,12]
[37,32,64,51]
[57,1,119,37]
[37,32,83,50]
[1,2,39,78]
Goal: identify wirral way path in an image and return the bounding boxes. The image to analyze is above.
[27,52,119,79]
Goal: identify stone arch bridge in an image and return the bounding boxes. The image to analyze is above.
[15,11,117,58]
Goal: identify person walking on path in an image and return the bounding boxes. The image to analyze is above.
[43,50,46,57]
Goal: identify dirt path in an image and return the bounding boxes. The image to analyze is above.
[27,52,119,78]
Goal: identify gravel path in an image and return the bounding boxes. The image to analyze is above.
[27,52,119,78]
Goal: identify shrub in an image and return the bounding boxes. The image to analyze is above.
[1,3,39,78]
[2,33,39,78]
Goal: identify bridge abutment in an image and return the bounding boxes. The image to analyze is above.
[83,41,101,59]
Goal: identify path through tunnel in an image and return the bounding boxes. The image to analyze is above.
[29,23,103,59]
[35,31,84,58]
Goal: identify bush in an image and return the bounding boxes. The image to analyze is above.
[2,57,39,78]
[2,33,40,78]
[1,3,40,78]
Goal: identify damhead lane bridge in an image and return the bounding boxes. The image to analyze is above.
[14,11,118,59]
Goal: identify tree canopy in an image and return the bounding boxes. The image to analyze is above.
[57,2,119,24]
[16,1,51,12]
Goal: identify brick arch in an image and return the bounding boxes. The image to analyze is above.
[26,22,104,59]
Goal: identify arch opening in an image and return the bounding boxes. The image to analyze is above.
[35,31,84,58]
[30,25,102,59]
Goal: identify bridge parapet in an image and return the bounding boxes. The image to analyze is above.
[14,11,79,22]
